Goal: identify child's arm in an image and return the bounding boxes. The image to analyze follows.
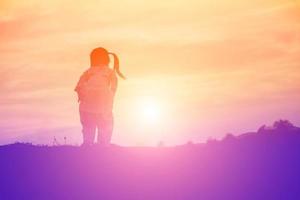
[74,70,89,102]
[74,70,89,92]
[110,71,118,95]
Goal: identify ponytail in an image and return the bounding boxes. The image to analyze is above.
[109,52,126,80]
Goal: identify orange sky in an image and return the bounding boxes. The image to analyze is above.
[0,0,299,145]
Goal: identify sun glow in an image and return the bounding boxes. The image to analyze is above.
[126,93,171,145]
[137,97,164,124]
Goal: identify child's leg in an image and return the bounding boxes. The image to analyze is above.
[97,112,113,146]
[80,111,97,145]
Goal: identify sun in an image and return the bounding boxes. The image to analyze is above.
[138,98,163,124]
[132,96,168,145]
[141,102,161,122]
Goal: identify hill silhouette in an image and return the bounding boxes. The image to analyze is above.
[1,119,300,200]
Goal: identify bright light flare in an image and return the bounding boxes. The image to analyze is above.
[137,97,164,124]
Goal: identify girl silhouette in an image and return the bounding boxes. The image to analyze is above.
[75,47,125,146]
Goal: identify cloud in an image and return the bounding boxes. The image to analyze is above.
[0,0,299,145]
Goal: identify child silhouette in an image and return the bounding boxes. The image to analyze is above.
[75,47,125,146]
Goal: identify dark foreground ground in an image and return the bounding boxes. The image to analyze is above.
[1,124,300,200]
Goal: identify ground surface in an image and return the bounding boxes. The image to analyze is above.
[1,128,300,200]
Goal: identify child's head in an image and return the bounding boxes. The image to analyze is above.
[90,47,126,79]
[90,47,110,67]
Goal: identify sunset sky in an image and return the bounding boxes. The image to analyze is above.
[0,0,299,146]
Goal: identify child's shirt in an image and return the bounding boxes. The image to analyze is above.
[75,67,117,114]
